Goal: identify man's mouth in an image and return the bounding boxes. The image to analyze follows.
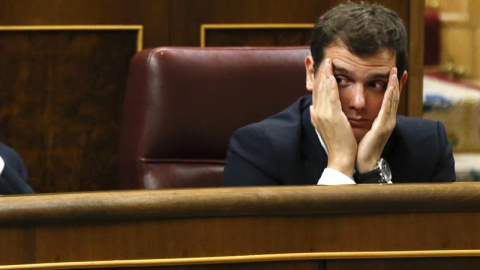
[348,118,371,128]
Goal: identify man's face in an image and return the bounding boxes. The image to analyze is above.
[307,43,402,142]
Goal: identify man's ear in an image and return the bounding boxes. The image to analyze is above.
[399,71,408,94]
[305,55,315,92]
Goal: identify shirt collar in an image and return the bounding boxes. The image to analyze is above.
[314,129,328,156]
[0,155,4,175]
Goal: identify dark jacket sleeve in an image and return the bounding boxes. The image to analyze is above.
[430,121,456,182]
[0,143,35,195]
[223,125,280,186]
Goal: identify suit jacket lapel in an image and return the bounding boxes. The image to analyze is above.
[381,117,400,161]
[300,97,328,183]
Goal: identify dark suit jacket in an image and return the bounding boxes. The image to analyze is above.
[0,143,34,194]
[224,95,455,186]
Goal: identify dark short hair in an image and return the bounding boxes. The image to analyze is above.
[310,2,408,77]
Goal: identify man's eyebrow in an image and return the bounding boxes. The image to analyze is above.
[368,73,390,80]
[332,64,390,80]
[332,64,349,75]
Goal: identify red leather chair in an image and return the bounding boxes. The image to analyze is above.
[119,47,310,189]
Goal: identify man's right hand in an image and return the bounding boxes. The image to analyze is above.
[309,58,357,178]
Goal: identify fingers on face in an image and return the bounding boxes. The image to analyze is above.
[390,68,400,112]
[313,57,341,114]
[386,68,399,111]
[324,58,332,75]
[315,58,333,106]
[320,58,332,87]
[328,75,339,102]
[378,68,399,124]
[322,58,339,102]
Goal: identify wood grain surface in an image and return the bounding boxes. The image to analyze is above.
[0,183,479,268]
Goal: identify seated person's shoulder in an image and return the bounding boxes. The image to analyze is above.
[224,96,312,186]
[0,142,27,174]
[396,115,447,137]
[231,95,311,145]
[0,142,34,194]
[394,115,451,157]
[0,142,22,162]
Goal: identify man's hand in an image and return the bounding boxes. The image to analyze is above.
[310,58,357,178]
[356,68,400,172]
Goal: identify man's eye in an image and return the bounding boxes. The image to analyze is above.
[335,77,348,86]
[368,81,387,91]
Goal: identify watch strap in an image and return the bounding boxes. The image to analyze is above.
[354,169,382,184]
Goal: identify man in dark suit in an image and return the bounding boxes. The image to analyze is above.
[0,143,34,194]
[224,2,455,186]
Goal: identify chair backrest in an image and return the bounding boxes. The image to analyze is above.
[119,47,310,189]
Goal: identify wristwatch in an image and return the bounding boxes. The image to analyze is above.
[354,158,392,184]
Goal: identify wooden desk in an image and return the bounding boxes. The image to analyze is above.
[1,183,480,269]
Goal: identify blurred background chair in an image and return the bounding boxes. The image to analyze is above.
[119,47,310,189]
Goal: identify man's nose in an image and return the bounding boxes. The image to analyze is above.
[349,84,366,109]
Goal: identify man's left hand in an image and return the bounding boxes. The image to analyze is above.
[356,68,400,172]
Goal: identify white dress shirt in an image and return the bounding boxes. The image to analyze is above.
[0,156,4,176]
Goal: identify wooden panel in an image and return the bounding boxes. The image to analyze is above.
[85,262,320,270]
[0,227,35,265]
[17,213,479,263]
[328,257,480,270]
[0,28,139,192]
[0,0,169,193]
[407,0,426,117]
[0,0,170,48]
[170,0,340,46]
[0,183,480,268]
[202,25,312,47]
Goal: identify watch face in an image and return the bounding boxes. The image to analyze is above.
[379,159,392,182]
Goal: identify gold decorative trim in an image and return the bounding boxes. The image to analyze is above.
[200,23,314,47]
[426,0,440,10]
[0,25,144,52]
[2,250,480,270]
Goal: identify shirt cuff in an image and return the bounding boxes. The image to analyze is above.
[317,168,356,185]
